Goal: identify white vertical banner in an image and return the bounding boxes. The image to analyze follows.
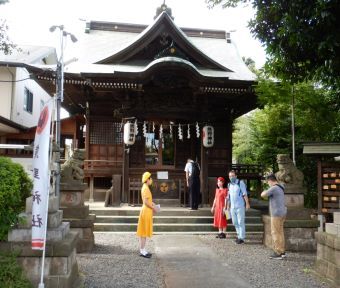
[31,101,53,250]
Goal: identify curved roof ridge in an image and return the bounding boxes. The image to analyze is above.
[96,12,233,72]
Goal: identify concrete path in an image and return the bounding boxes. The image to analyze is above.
[153,235,251,288]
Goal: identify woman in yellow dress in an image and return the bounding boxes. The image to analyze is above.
[137,171,156,258]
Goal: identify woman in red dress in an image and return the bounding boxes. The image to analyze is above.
[211,177,228,238]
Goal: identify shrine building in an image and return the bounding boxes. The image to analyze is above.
[24,4,259,205]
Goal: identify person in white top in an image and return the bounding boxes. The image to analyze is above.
[184,158,200,210]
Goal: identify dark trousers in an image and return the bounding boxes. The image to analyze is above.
[189,177,200,209]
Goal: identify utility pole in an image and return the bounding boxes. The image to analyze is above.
[49,25,77,199]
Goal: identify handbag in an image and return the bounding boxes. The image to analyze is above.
[225,209,231,220]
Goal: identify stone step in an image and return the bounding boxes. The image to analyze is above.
[95,215,263,224]
[89,208,262,217]
[94,223,264,232]
[94,231,264,238]
[89,204,264,233]
[153,199,181,206]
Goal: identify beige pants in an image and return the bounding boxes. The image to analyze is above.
[271,216,286,254]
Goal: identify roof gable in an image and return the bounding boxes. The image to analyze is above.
[96,12,232,72]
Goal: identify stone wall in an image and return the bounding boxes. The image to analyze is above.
[314,212,340,287]
[0,196,81,287]
[60,184,95,253]
[263,215,319,251]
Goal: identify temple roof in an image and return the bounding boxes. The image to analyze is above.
[0,10,257,118]
[64,11,255,81]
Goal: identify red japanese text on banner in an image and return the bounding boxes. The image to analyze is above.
[31,101,52,250]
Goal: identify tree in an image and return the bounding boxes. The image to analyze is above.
[0,0,15,54]
[206,0,340,89]
[232,78,340,207]
[242,56,256,73]
[0,157,32,240]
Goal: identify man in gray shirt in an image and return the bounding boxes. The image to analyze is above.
[261,174,287,259]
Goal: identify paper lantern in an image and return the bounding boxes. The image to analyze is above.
[124,122,135,145]
[202,125,214,147]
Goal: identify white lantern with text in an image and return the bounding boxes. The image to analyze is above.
[124,122,135,145]
[202,125,214,148]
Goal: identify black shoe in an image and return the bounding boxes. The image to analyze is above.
[216,233,221,238]
[236,239,244,244]
[269,253,282,260]
[140,253,152,258]
[220,233,226,239]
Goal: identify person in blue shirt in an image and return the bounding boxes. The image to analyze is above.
[226,170,250,244]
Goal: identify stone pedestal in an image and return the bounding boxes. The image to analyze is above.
[60,183,95,253]
[275,154,308,216]
[263,154,320,251]
[0,196,81,288]
[263,215,319,251]
[314,212,340,287]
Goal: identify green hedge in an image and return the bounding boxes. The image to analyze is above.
[0,251,33,288]
[0,157,32,241]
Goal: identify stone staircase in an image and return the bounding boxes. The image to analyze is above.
[89,204,264,235]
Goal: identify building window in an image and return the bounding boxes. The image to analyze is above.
[24,88,33,113]
[162,132,174,166]
[145,132,159,165]
[145,126,174,167]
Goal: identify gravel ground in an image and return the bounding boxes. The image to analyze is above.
[77,233,165,288]
[77,233,331,288]
[199,234,331,288]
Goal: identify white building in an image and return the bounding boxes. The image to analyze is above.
[0,45,57,136]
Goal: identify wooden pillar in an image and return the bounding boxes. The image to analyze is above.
[317,159,322,215]
[85,103,90,160]
[200,143,208,205]
[122,145,130,203]
[226,119,233,164]
[256,178,262,199]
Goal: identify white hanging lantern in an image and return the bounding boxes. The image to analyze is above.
[124,122,135,145]
[202,125,214,147]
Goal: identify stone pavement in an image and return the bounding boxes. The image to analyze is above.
[153,235,251,288]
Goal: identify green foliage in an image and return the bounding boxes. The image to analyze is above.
[232,79,340,208]
[0,157,32,240]
[206,0,248,8]
[0,251,33,288]
[206,0,340,90]
[0,1,16,54]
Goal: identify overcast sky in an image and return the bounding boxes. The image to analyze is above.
[2,0,266,68]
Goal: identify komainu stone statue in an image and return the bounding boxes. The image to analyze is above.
[275,154,306,194]
[61,149,85,185]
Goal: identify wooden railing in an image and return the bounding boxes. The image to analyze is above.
[84,160,123,176]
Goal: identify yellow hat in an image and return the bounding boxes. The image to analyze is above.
[142,172,151,183]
